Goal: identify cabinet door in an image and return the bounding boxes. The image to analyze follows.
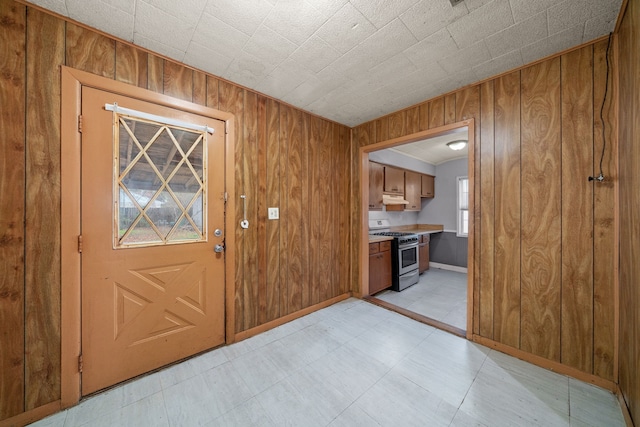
[384,166,404,194]
[379,250,392,290]
[369,162,384,210]
[405,171,421,211]
[421,174,435,198]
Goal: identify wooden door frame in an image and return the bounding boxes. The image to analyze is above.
[358,119,475,339]
[60,66,236,407]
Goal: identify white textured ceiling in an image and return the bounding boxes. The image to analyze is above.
[28,0,622,127]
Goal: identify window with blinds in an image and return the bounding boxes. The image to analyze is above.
[457,176,469,237]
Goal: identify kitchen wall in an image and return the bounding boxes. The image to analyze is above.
[617,0,640,422]
[419,158,468,230]
[419,158,468,268]
[352,38,617,384]
[0,1,350,422]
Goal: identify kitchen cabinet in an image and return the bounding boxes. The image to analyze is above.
[421,174,435,198]
[405,171,421,211]
[369,241,392,295]
[384,166,404,195]
[419,234,430,273]
[369,162,384,210]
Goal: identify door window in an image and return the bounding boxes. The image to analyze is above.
[115,115,207,247]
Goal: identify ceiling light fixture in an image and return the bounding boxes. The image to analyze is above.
[447,140,467,151]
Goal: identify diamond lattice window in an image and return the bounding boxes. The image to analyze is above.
[115,115,206,248]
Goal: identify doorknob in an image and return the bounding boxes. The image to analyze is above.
[214,244,224,253]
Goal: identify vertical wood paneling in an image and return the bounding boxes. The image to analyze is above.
[351,124,370,294]
[478,81,495,338]
[256,93,268,325]
[493,71,521,348]
[147,54,163,93]
[278,105,289,317]
[24,7,63,410]
[388,110,405,139]
[455,86,480,334]
[338,125,351,295]
[418,103,429,131]
[428,97,445,128]
[406,106,420,135]
[520,58,562,361]
[265,98,280,322]
[115,42,147,88]
[246,90,261,329]
[375,117,388,143]
[282,105,303,314]
[192,70,206,106]
[163,61,192,102]
[618,0,640,418]
[65,23,115,78]
[592,38,616,381]
[0,2,25,419]
[444,93,456,124]
[205,76,219,110]
[219,81,252,332]
[561,47,594,372]
[319,121,334,301]
[301,114,312,307]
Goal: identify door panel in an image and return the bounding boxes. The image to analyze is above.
[81,86,226,395]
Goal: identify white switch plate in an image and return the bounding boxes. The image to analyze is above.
[268,207,279,220]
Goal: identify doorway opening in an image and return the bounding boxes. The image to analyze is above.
[359,120,475,339]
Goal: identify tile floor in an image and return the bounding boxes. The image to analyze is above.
[31,298,625,427]
[376,268,468,330]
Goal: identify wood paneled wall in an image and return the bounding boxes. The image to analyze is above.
[0,1,350,421]
[618,0,640,423]
[353,40,617,381]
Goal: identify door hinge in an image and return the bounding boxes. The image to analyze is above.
[78,115,83,133]
[78,354,83,373]
[78,235,83,253]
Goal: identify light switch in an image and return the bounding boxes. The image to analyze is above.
[268,207,279,220]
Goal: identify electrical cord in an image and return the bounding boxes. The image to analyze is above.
[590,32,612,183]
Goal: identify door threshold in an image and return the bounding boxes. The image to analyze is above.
[363,295,466,338]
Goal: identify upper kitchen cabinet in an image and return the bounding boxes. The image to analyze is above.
[384,165,404,195]
[421,174,435,198]
[405,171,421,211]
[369,161,384,210]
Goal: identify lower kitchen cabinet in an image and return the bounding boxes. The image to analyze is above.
[419,234,430,273]
[369,241,392,295]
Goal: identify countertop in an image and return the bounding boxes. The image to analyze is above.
[368,224,443,243]
[368,235,394,243]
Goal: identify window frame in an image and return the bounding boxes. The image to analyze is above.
[456,175,469,238]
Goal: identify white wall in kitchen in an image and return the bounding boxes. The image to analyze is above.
[418,158,468,231]
[369,149,436,175]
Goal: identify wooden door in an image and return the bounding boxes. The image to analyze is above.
[80,87,226,395]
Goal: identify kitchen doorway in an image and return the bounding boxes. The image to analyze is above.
[359,120,475,339]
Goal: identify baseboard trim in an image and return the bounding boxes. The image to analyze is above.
[616,385,634,427]
[472,335,617,392]
[429,262,468,273]
[364,296,466,338]
[234,293,352,342]
[1,400,61,427]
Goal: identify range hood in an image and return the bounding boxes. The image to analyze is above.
[382,194,409,205]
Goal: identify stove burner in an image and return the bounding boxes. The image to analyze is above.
[372,232,415,237]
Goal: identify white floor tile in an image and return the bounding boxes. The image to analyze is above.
[28,297,625,427]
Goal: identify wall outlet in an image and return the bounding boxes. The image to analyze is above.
[268,207,279,220]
